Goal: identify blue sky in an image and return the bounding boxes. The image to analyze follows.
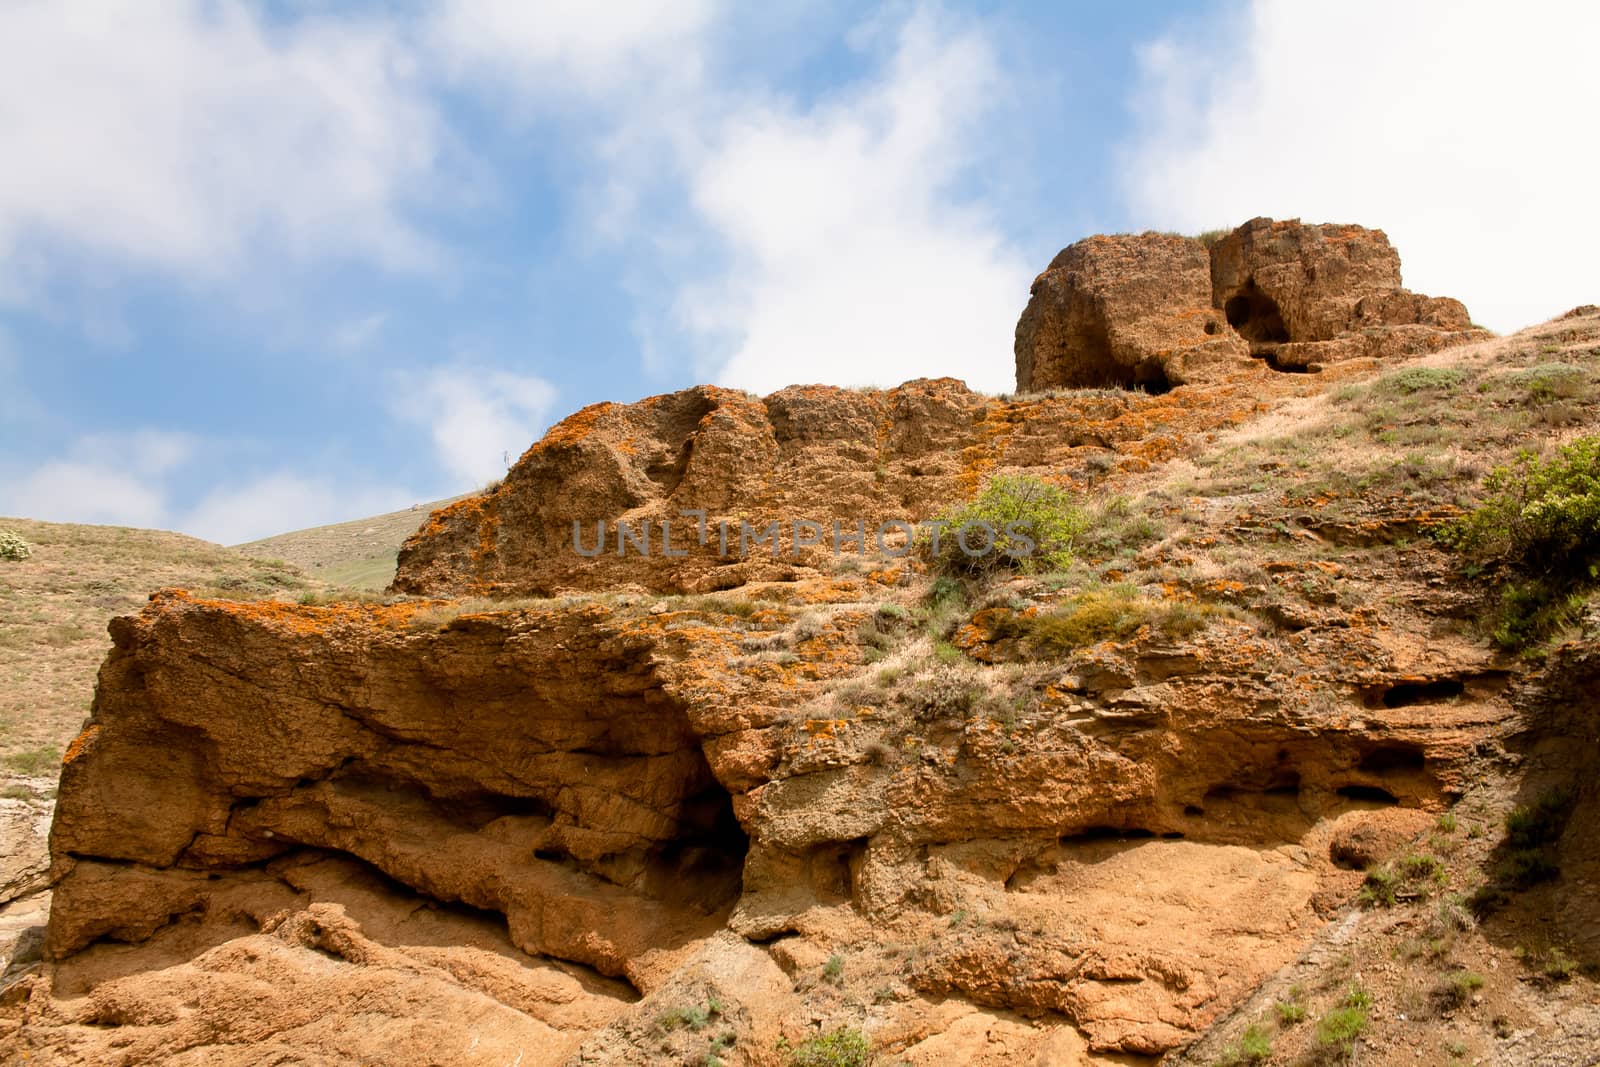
[2,1,1596,543]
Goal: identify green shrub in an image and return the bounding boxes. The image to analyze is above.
[923,475,1086,577]
[1075,495,1169,558]
[1276,998,1307,1025]
[1445,436,1600,568]
[1506,787,1575,848]
[822,953,844,984]
[1398,852,1448,884]
[789,1026,869,1067]
[1440,435,1600,647]
[1359,852,1446,907]
[1217,1023,1273,1064]
[1496,848,1558,887]
[1540,945,1579,980]
[1432,970,1484,1011]
[1514,362,1589,403]
[1377,366,1466,395]
[1358,865,1399,907]
[658,1004,712,1032]
[1316,1004,1368,1056]
[0,529,31,562]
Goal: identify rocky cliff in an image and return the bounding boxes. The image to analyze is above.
[6,230,1598,1066]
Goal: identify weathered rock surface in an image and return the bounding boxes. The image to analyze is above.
[44,593,753,987]
[1015,218,1485,390]
[1013,233,1249,393]
[0,790,51,906]
[1209,217,1484,369]
[391,376,1269,598]
[25,539,1524,1058]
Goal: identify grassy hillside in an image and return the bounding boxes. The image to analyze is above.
[235,496,461,590]
[0,496,458,789]
[0,519,318,784]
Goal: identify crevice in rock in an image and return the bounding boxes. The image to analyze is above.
[1263,350,1318,374]
[642,391,715,495]
[1336,784,1401,805]
[1357,743,1428,774]
[1363,678,1466,709]
[802,837,868,902]
[1205,765,1303,799]
[1062,826,1157,844]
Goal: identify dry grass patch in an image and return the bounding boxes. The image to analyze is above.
[1022,586,1243,653]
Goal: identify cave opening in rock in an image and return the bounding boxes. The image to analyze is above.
[1368,679,1465,709]
[1262,351,1319,375]
[1337,784,1400,805]
[1132,360,1173,395]
[1223,278,1290,346]
[1357,743,1428,774]
[652,781,750,910]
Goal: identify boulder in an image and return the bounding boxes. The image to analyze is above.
[1013,232,1249,392]
[1208,217,1482,367]
[1016,218,1485,390]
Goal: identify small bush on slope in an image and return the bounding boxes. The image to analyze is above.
[1439,434,1600,648]
[923,475,1086,578]
[0,529,31,562]
[788,1026,869,1067]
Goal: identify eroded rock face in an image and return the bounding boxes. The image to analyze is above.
[1015,218,1485,390]
[19,296,1594,1065]
[34,559,1520,1057]
[46,593,752,987]
[1209,217,1482,369]
[1013,232,1250,393]
[391,376,1268,598]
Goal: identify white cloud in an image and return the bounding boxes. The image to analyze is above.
[1,460,169,529]
[74,431,195,478]
[331,312,389,352]
[0,431,416,543]
[426,0,716,100]
[0,431,191,528]
[671,10,1031,394]
[182,474,413,545]
[394,367,558,487]
[1121,0,1600,334]
[0,0,442,284]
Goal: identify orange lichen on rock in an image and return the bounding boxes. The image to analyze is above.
[180,592,434,636]
[535,401,615,450]
[61,723,101,765]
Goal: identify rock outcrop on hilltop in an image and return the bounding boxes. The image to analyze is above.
[1208,217,1479,370]
[391,377,1266,599]
[1016,217,1485,390]
[1012,233,1248,393]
